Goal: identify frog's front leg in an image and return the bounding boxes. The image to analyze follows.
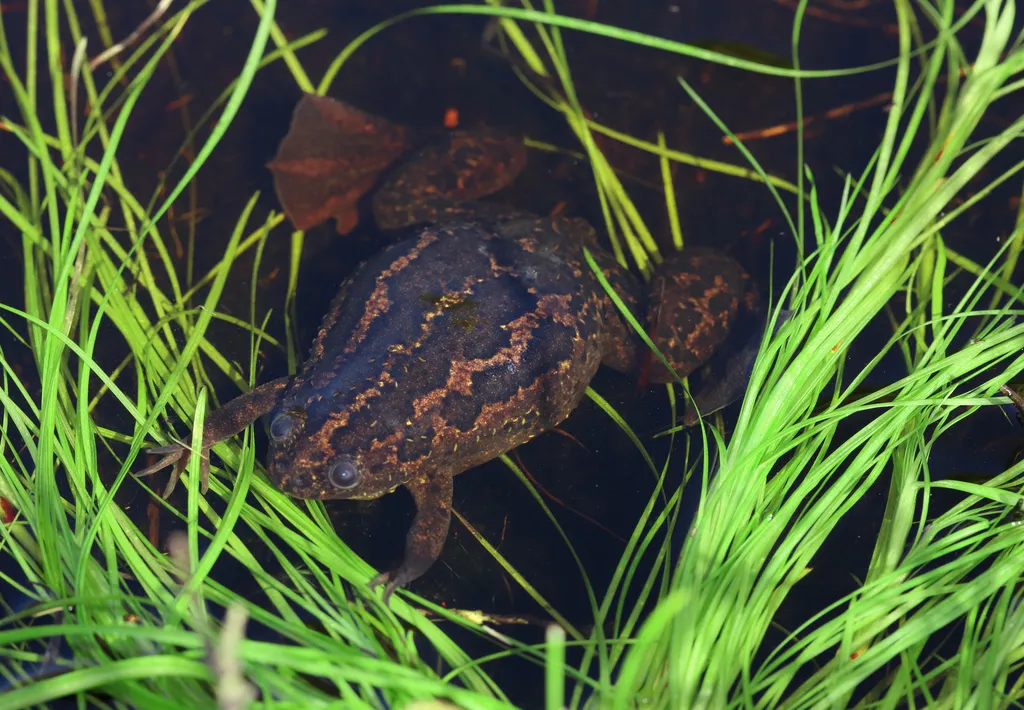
[138,376,291,497]
[369,471,454,604]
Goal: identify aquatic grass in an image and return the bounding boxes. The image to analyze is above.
[420,0,1024,706]
[2,0,1024,708]
[0,0,506,707]
[610,1,1024,706]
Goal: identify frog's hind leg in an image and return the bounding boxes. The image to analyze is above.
[642,249,754,385]
[637,249,762,423]
[372,129,527,231]
[267,94,414,234]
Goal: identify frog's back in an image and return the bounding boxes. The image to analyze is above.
[277,220,606,493]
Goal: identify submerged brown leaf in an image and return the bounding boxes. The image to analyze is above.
[267,94,413,234]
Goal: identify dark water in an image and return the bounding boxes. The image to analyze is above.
[1,1,1022,706]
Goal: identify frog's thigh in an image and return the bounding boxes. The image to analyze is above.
[644,250,747,384]
[372,131,526,231]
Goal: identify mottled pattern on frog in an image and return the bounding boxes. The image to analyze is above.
[370,130,529,231]
[268,221,608,503]
[644,249,750,384]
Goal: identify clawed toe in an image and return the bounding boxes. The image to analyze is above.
[136,442,210,498]
[136,446,185,478]
[369,569,407,606]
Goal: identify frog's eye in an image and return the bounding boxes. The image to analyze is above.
[328,458,360,490]
[269,413,297,443]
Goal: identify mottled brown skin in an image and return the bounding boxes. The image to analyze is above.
[141,93,757,603]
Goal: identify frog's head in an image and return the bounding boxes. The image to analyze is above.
[264,399,408,502]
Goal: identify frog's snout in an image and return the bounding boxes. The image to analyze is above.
[283,472,307,491]
[274,469,316,499]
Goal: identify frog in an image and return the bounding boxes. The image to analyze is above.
[139,93,760,603]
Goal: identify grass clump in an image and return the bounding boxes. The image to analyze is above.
[0,1,500,707]
[0,0,1023,708]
